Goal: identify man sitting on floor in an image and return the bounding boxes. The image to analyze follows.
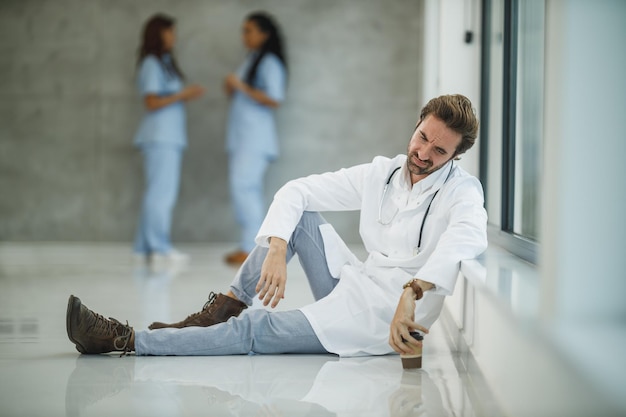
[66,94,488,358]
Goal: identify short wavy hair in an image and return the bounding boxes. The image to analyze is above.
[417,94,479,157]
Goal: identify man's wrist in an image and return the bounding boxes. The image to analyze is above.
[403,279,435,300]
[268,237,288,252]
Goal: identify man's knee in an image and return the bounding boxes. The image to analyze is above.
[290,212,327,248]
[297,212,327,230]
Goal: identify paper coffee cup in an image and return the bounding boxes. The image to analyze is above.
[401,331,423,369]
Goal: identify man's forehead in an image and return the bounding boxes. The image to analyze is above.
[418,116,462,148]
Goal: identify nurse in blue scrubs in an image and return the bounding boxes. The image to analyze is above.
[223,12,287,265]
[133,14,205,263]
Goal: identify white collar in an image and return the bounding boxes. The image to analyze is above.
[394,159,454,196]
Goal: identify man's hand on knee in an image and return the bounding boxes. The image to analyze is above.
[256,237,288,308]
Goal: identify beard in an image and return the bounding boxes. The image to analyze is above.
[406,153,449,177]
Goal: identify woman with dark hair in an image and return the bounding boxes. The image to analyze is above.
[133,14,205,264]
[223,11,287,265]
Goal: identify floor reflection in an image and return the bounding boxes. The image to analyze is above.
[65,354,448,417]
[132,262,187,329]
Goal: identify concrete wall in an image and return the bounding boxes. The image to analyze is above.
[0,0,424,244]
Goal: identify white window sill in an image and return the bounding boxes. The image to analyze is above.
[460,244,539,322]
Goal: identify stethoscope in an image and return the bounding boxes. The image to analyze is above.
[377,161,454,253]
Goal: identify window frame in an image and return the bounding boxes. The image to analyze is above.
[480,0,539,264]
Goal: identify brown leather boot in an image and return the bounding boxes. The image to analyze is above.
[66,295,134,355]
[148,292,247,330]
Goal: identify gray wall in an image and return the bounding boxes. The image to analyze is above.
[0,0,423,244]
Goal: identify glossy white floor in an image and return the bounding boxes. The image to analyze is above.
[0,243,500,417]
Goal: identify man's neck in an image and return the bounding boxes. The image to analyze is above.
[409,172,428,186]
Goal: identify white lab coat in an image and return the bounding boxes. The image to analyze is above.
[256,155,488,357]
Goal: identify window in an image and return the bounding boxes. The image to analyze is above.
[480,0,544,263]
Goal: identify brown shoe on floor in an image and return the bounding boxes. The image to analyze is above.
[224,250,248,266]
[66,295,134,355]
[148,292,248,330]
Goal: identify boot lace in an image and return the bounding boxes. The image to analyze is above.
[202,292,219,312]
[182,292,218,322]
[90,312,133,357]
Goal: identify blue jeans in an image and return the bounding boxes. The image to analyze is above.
[229,152,271,252]
[134,146,183,255]
[135,212,336,356]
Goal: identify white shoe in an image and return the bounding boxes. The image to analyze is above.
[151,250,190,265]
[166,249,190,263]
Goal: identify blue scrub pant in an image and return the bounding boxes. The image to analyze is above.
[135,212,336,356]
[228,152,271,252]
[134,146,183,255]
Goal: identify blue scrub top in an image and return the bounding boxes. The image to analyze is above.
[226,52,286,159]
[134,54,187,149]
